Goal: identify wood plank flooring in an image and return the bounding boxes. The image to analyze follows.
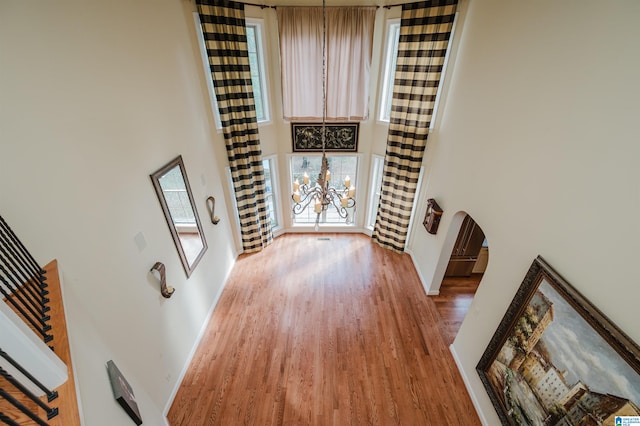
[167,234,481,425]
[432,274,482,346]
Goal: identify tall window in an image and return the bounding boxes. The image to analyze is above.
[195,15,270,127]
[246,20,269,123]
[366,155,384,230]
[262,156,280,229]
[378,20,400,123]
[290,155,358,225]
[378,16,457,129]
[226,159,279,243]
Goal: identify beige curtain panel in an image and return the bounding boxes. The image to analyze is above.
[277,6,376,121]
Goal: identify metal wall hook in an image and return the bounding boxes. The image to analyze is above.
[150,262,174,298]
[206,196,221,225]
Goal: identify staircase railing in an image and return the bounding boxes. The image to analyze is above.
[0,215,60,425]
[0,216,51,343]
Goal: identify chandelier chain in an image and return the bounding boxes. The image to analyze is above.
[322,0,326,152]
[290,0,356,229]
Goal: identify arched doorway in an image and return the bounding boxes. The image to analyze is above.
[432,212,488,344]
[444,214,487,278]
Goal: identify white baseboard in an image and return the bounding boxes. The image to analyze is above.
[449,343,488,426]
[406,249,439,295]
[283,226,369,234]
[162,255,238,420]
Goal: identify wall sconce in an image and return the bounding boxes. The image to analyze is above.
[150,262,174,298]
[423,198,443,235]
[206,196,221,225]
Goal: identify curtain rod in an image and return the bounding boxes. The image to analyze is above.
[242,3,389,9]
[382,3,402,8]
[243,2,275,8]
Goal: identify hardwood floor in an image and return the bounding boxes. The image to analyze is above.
[167,234,480,425]
[432,274,482,345]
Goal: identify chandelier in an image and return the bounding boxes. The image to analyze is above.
[291,0,356,230]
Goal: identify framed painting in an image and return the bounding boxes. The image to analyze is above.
[291,122,359,152]
[107,360,143,425]
[476,256,640,425]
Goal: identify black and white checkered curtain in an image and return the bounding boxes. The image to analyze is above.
[196,0,272,253]
[372,0,457,253]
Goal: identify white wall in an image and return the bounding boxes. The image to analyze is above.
[0,0,238,424]
[407,0,640,423]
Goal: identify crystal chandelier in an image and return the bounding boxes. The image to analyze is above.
[291,0,356,230]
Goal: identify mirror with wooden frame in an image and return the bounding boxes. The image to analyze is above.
[150,155,207,277]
